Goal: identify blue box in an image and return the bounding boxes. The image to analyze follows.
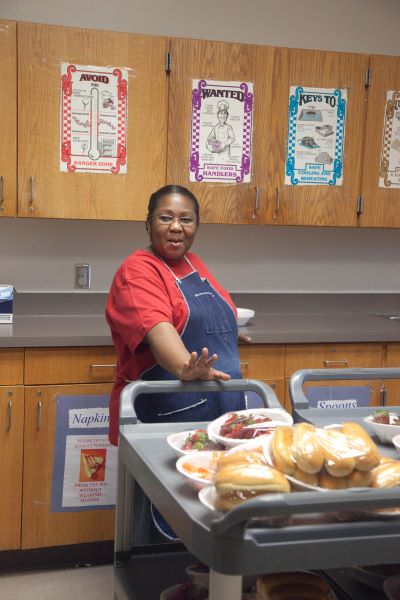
[0,285,14,323]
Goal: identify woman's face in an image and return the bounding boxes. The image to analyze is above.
[147,193,198,263]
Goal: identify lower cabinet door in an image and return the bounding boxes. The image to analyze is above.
[22,383,115,549]
[0,386,24,550]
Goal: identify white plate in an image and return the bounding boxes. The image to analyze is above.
[393,433,400,453]
[363,413,400,444]
[237,307,255,326]
[176,451,224,490]
[198,485,221,512]
[207,408,293,449]
[167,429,223,457]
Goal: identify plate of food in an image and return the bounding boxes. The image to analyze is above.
[159,583,208,600]
[207,408,293,449]
[167,429,224,457]
[176,451,224,490]
[364,409,400,444]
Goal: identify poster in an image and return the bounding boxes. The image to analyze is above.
[286,86,347,186]
[60,64,128,174]
[190,79,253,183]
[51,395,117,512]
[379,90,400,187]
[306,385,371,409]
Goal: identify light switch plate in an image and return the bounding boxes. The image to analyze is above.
[74,263,91,289]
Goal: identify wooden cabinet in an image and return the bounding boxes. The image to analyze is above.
[17,22,168,220]
[167,37,275,224]
[268,48,369,226]
[0,386,24,551]
[239,344,286,409]
[360,55,400,228]
[382,343,400,405]
[284,343,383,410]
[0,19,17,217]
[22,382,114,549]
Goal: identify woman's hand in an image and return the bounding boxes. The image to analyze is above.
[180,347,231,381]
[238,332,251,343]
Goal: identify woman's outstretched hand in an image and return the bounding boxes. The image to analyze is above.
[180,347,231,381]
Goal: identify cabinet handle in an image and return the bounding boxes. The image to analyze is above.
[251,187,260,220]
[7,400,13,431]
[273,187,280,221]
[0,176,4,212]
[323,359,349,367]
[90,363,117,369]
[29,176,35,212]
[240,362,249,370]
[37,400,42,430]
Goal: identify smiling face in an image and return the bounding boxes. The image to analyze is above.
[147,193,199,264]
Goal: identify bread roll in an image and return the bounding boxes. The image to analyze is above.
[318,469,348,490]
[256,572,334,599]
[292,467,319,488]
[271,426,296,475]
[315,428,356,477]
[291,423,324,474]
[214,462,290,512]
[346,468,373,488]
[217,449,266,469]
[340,422,380,471]
[371,460,400,488]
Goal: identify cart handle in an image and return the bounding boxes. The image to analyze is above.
[211,487,400,537]
[289,367,400,411]
[120,378,282,425]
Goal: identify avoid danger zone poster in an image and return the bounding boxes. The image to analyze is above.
[60,63,128,174]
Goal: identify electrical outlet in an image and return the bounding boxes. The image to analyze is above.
[74,263,91,289]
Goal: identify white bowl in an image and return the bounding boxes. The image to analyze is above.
[393,433,400,453]
[237,307,255,327]
[207,408,293,449]
[176,450,224,490]
[363,413,400,444]
[167,429,223,457]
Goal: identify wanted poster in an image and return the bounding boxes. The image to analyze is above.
[379,90,400,187]
[190,79,253,183]
[286,86,347,186]
[60,64,128,174]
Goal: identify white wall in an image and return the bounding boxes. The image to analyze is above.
[1,0,400,294]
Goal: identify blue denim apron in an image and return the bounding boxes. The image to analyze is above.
[134,256,245,540]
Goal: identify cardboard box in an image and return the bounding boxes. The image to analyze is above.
[0,285,14,323]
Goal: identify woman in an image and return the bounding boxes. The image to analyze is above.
[106,184,246,539]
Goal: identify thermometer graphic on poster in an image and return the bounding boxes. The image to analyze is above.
[88,87,101,161]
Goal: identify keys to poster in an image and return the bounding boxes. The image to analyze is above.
[285,86,347,186]
[190,79,253,183]
[60,63,128,174]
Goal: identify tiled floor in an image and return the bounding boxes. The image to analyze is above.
[0,563,114,600]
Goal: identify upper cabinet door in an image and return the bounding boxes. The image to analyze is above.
[267,48,369,226]
[360,55,400,228]
[167,37,275,224]
[0,20,17,217]
[18,22,168,220]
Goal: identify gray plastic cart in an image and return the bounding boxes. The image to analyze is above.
[115,378,400,600]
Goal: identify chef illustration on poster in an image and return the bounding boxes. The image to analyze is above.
[379,90,400,187]
[51,395,117,511]
[60,63,128,174]
[190,79,253,183]
[285,86,347,186]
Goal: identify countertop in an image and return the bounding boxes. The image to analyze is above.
[1,292,400,347]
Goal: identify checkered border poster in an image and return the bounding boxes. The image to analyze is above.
[285,86,347,186]
[379,90,400,187]
[60,64,128,174]
[190,79,253,183]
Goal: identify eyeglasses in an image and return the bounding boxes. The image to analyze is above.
[153,214,196,227]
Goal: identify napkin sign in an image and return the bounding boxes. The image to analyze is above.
[0,285,14,323]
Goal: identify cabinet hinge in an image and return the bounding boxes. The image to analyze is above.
[380,383,387,406]
[356,195,363,215]
[365,67,372,88]
[165,51,172,73]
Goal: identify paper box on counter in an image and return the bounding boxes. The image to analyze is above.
[0,285,14,323]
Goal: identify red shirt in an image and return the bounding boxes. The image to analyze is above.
[106,249,236,444]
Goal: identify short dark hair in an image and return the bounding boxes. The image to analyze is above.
[146,185,200,225]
